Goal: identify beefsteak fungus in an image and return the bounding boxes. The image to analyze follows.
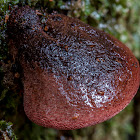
[7,6,140,130]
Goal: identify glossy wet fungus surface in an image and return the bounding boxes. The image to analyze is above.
[7,6,140,130]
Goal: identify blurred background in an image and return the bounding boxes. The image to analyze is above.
[0,0,140,140]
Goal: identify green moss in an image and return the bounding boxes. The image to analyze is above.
[0,120,17,140]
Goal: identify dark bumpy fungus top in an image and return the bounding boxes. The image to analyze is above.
[7,6,140,130]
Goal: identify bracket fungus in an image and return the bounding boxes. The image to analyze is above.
[7,6,140,130]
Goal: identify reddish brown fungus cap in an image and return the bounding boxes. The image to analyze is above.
[7,6,140,130]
